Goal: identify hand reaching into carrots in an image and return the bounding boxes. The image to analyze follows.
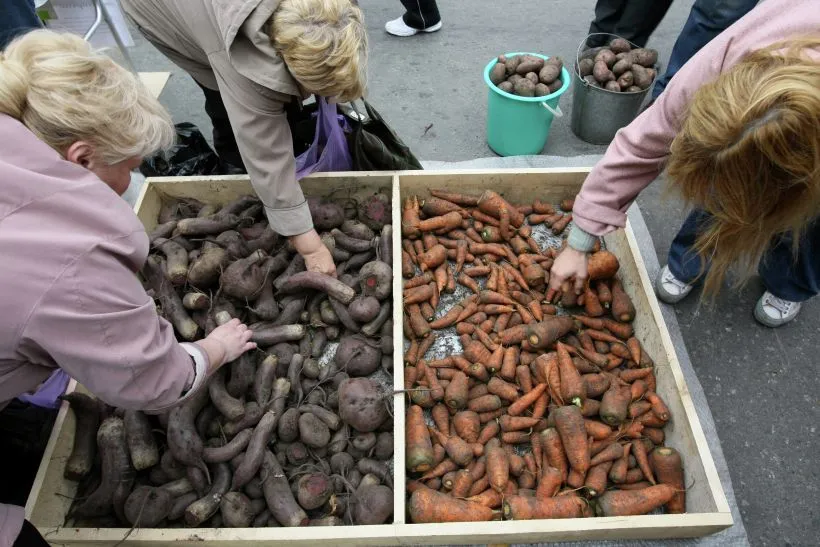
[548,246,589,296]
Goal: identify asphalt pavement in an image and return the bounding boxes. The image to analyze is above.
[122,1,819,544]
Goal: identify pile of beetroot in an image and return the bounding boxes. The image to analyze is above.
[61,191,395,528]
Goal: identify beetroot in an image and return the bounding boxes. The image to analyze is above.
[358,192,391,231]
[338,378,388,432]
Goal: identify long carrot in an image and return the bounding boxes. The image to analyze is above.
[541,428,569,482]
[473,327,499,353]
[467,394,502,413]
[556,342,585,407]
[595,484,677,516]
[584,461,614,497]
[631,437,656,485]
[466,488,502,509]
[596,279,613,307]
[599,383,631,426]
[428,305,463,330]
[430,428,473,467]
[444,371,469,410]
[553,405,590,475]
[487,376,519,402]
[610,279,636,322]
[409,487,494,523]
[526,316,575,349]
[499,324,529,345]
[430,189,480,207]
[430,403,450,437]
[609,442,631,484]
[407,405,434,472]
[458,273,480,293]
[628,400,652,419]
[501,431,531,444]
[463,265,491,277]
[531,392,549,420]
[477,190,525,227]
[589,441,624,466]
[452,411,481,444]
[404,283,436,305]
[500,346,518,381]
[645,391,670,422]
[584,419,614,442]
[477,420,500,445]
[503,494,588,520]
[499,415,542,433]
[650,447,685,513]
[486,441,509,492]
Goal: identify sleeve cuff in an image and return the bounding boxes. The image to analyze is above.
[566,225,599,253]
[143,343,209,412]
[265,201,314,237]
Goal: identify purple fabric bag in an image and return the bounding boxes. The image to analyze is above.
[17,369,71,409]
[295,97,352,179]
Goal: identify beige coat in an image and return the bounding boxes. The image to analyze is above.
[121,0,313,236]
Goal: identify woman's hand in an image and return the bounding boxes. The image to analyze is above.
[290,229,337,276]
[200,319,256,373]
[548,246,590,296]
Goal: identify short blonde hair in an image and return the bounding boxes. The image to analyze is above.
[0,30,174,165]
[272,0,368,102]
[668,38,820,297]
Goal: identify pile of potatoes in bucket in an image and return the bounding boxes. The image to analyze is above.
[488,55,564,98]
[578,38,658,93]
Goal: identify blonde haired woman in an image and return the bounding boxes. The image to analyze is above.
[549,0,819,328]
[0,31,255,546]
[122,0,369,277]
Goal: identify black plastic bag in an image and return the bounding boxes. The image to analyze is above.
[346,100,423,171]
[140,122,220,177]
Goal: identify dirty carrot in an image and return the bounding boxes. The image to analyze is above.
[645,391,670,422]
[486,345,504,374]
[428,305,463,329]
[589,441,624,467]
[595,484,676,517]
[477,420,501,445]
[486,440,510,493]
[584,419,614,442]
[508,383,548,416]
[404,283,436,305]
[404,271,434,289]
[407,304,431,339]
[444,371,469,410]
[541,428,569,482]
[610,279,636,322]
[553,405,590,475]
[551,213,572,234]
[458,273,480,293]
[531,392,549,420]
[619,368,654,383]
[650,447,685,514]
[631,436,656,485]
[516,364,534,393]
[431,403,450,437]
[407,405,435,473]
[596,279,613,307]
[628,400,652,419]
[463,264,491,277]
[467,394,502,413]
[500,346,518,381]
[556,342,585,407]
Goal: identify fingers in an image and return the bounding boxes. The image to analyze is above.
[573,275,587,295]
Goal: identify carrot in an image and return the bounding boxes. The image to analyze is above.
[532,199,555,215]
[587,250,620,280]
[556,342,585,407]
[503,492,589,520]
[463,265,490,278]
[437,370,467,410]
[417,211,464,234]
[429,404,450,438]
[619,367,653,383]
[643,427,665,446]
[573,315,604,330]
[467,362,490,383]
[581,285,603,318]
[477,420,500,446]
[600,383,631,426]
[596,279,613,307]
[645,391,670,422]
[500,346,518,381]
[420,361,444,401]
[499,324,529,345]
[409,487,494,523]
[458,273,480,293]
[403,238,418,263]
[404,283,436,305]
[566,468,587,489]
[404,271,434,290]
[583,460,613,497]
[498,205,515,240]
[502,262,530,292]
[631,436,656,485]
[531,392,549,420]
[499,415,542,433]
[416,334,437,363]
[610,279,636,322]
[595,484,676,517]
[509,236,530,256]
[650,447,685,513]
[464,226,484,244]
[466,488,502,509]
[430,189,480,207]
[478,290,515,306]
[432,444,447,466]
[515,365,534,393]
[473,327,499,353]
[541,428,569,482]
[427,305,462,330]
[402,196,422,238]
[449,469,474,498]
[462,338,493,367]
[559,197,575,212]
[624,467,646,484]
[551,213,572,235]
[506,383,548,418]
[464,312,488,327]
[601,318,633,340]
[583,373,612,399]
[609,442,631,484]
[576,347,610,369]
[588,441,624,467]
[528,213,551,225]
[486,441,510,492]
[430,428,473,467]
[452,411,481,444]
[583,419,614,442]
[477,190,525,226]
[467,394,502,413]
[526,316,575,349]
[487,376,519,402]
[501,431,531,444]
[628,400,652,419]
[407,405,435,472]
[553,405,590,475]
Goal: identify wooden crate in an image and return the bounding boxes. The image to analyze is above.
[26,170,732,545]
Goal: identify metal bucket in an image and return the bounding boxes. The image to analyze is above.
[570,33,655,145]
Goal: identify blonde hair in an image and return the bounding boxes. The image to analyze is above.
[272,0,368,102]
[0,30,174,165]
[667,39,820,297]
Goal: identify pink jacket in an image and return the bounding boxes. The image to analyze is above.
[0,115,210,545]
[568,0,820,251]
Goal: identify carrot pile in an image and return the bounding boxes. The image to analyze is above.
[401,190,685,523]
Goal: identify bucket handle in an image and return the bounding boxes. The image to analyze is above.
[541,102,563,118]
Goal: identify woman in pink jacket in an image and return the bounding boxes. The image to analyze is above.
[0,31,256,546]
[550,0,819,328]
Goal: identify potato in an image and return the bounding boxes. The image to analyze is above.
[615,52,632,62]
[545,56,564,69]
[626,85,642,92]
[583,75,601,87]
[534,83,550,97]
[516,55,545,75]
[612,58,632,76]
[539,64,561,85]
[498,81,514,93]
[513,78,536,97]
[632,64,656,89]
[504,56,521,75]
[497,54,507,64]
[548,78,563,93]
[609,38,632,54]
[604,80,621,92]
[489,62,506,85]
[594,48,617,68]
[507,73,524,85]
[578,58,594,77]
[593,60,615,83]
[617,71,634,89]
[525,72,539,84]
[631,48,659,67]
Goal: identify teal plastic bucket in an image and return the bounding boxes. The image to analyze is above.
[484,53,570,156]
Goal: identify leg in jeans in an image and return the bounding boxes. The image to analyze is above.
[0,0,42,49]
[400,0,441,30]
[758,219,820,302]
[667,209,713,284]
[588,0,626,47]
[196,82,246,172]
[613,0,674,48]
[652,0,759,98]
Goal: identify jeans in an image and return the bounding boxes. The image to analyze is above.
[652,0,759,98]
[668,210,820,302]
[0,0,42,50]
[588,0,673,48]
[400,0,441,30]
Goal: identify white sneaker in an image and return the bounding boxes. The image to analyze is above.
[754,291,802,327]
[384,16,442,37]
[654,265,694,304]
